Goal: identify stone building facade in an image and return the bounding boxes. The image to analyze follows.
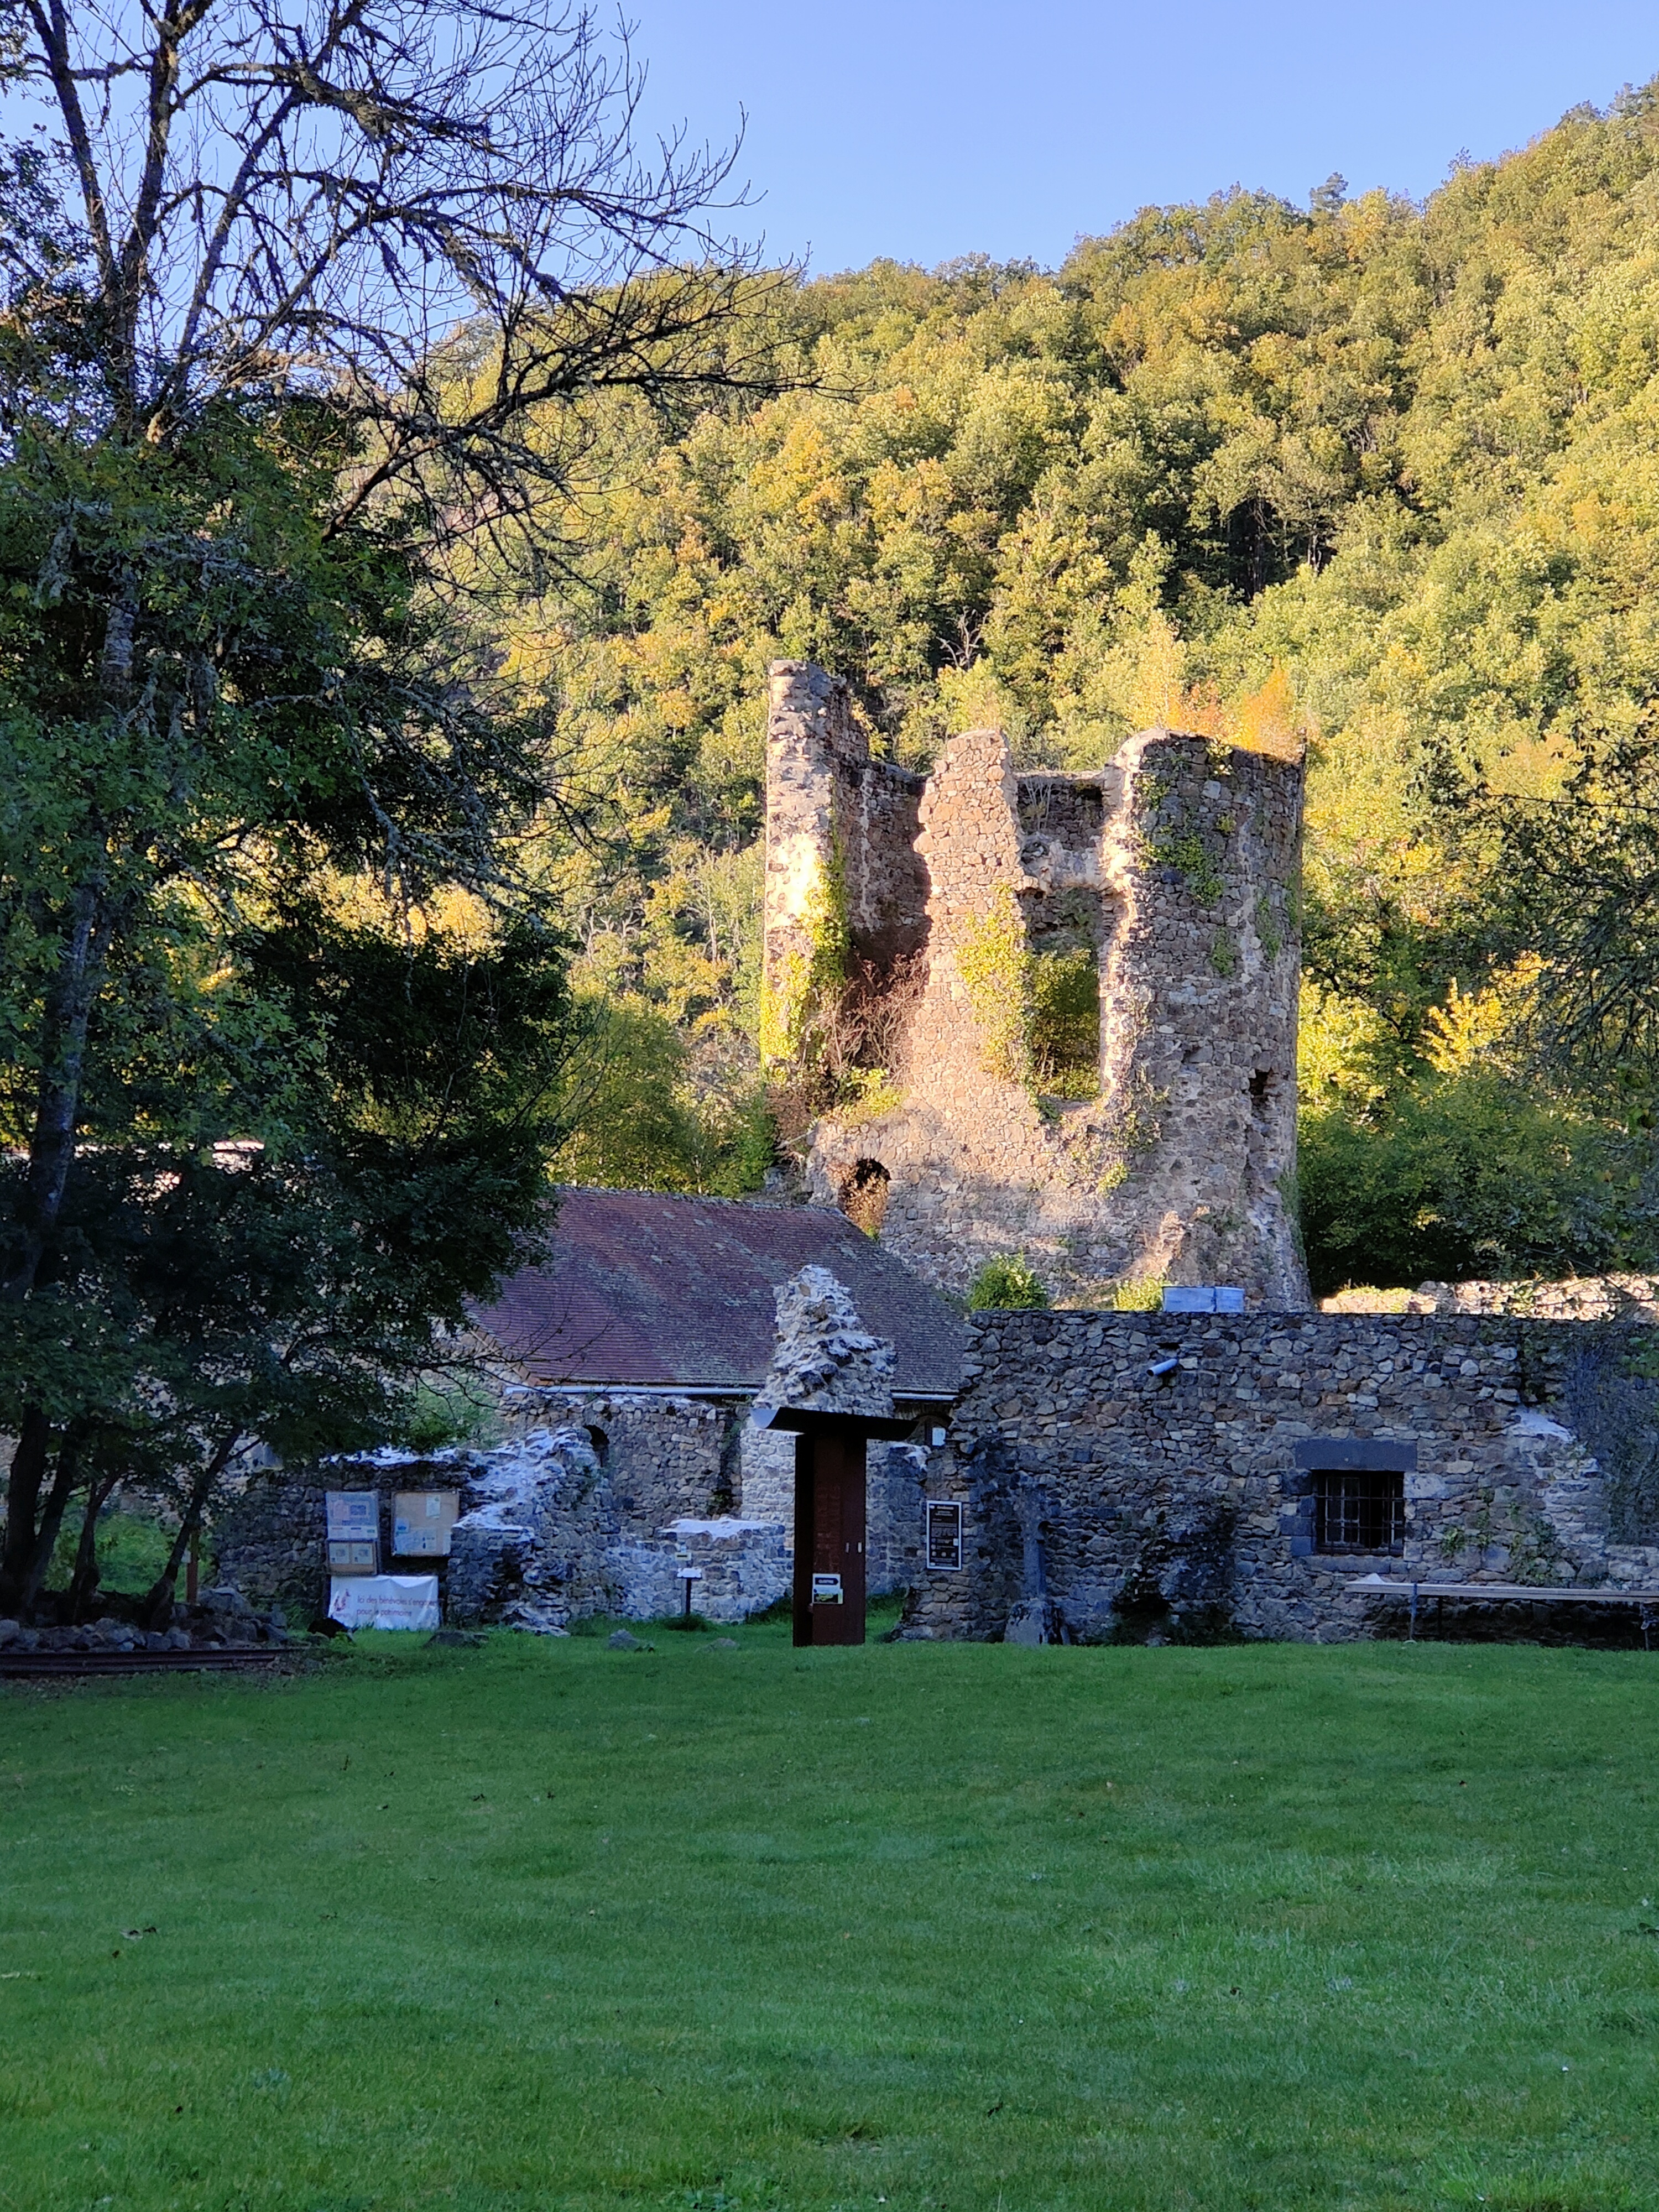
[216,1284,1659,1644]
[215,1260,946,1631]
[901,1307,1659,1643]
[764,661,1307,1307]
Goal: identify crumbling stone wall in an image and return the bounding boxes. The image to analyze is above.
[763,660,1307,1307]
[216,1279,932,1628]
[763,660,928,992]
[499,1388,739,1518]
[446,1427,615,1631]
[904,1310,1659,1644]
[210,1450,465,1623]
[1326,1276,1659,1322]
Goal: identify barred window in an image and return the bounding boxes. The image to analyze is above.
[1313,1469,1405,1554]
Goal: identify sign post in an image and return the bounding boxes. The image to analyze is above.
[750,1405,916,1648]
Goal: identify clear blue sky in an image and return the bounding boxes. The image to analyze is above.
[630,0,1659,273]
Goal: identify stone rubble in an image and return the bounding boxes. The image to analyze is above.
[0,1585,288,1654]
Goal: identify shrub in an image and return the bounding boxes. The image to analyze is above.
[1298,1069,1658,1296]
[1029,947,1100,1098]
[966,1254,1050,1311]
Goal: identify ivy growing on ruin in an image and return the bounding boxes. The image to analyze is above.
[758,837,852,1070]
[1150,828,1224,907]
[955,891,1035,1086]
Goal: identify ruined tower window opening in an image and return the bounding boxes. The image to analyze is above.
[839,1158,891,1237]
[827,952,926,1098]
[1022,886,1105,1100]
[1246,1066,1282,1188]
[1249,1067,1276,1135]
[583,1425,611,1468]
[1312,1469,1404,1554]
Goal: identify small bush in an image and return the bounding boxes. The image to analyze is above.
[966,1254,1050,1311]
[1298,1070,1658,1295]
[404,1380,501,1452]
[1029,946,1099,1098]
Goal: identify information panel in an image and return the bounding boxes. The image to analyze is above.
[327,1574,440,1631]
[325,1490,379,1537]
[393,1490,462,1556]
[925,1499,963,1571]
[325,1491,380,1575]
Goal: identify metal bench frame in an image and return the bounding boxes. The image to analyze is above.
[1347,1573,1659,1644]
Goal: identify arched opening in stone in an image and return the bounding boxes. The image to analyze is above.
[839,1158,891,1237]
[583,1424,611,1467]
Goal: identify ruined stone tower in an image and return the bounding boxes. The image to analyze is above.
[763,661,1308,1309]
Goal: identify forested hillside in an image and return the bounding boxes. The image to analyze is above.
[512,89,1659,1293]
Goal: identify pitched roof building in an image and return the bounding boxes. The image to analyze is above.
[472,1187,966,1402]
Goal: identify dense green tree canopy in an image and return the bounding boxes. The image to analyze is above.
[503,88,1659,1287]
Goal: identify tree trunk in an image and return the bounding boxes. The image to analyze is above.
[14,1425,92,1624]
[3,580,132,1308]
[0,1411,53,1616]
[65,1473,121,1624]
[138,1429,242,1629]
[1,878,107,1303]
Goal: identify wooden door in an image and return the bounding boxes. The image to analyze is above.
[792,1428,868,1647]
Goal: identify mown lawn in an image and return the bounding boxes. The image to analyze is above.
[3,1621,1659,2212]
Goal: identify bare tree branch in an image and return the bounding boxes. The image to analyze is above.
[4,0,782,500]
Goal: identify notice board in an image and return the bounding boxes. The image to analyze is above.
[325,1490,380,1575]
[325,1490,378,1537]
[393,1490,461,1557]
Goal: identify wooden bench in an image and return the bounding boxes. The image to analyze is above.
[1346,1573,1659,1643]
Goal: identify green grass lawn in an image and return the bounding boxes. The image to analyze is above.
[4,1622,1659,2212]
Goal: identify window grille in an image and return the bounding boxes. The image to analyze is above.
[1313,1468,1405,1554]
[925,1499,963,1571]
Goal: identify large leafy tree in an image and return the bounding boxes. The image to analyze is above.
[0,0,764,1620]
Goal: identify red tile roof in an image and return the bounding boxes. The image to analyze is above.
[473,1188,964,1398]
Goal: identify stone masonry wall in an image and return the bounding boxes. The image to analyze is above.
[764,660,1307,1307]
[763,661,927,998]
[213,1448,476,1624]
[902,1310,1659,1644]
[216,1378,926,1629]
[505,1389,737,1520]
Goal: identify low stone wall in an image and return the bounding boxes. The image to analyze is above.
[654,1519,793,1622]
[902,1310,1659,1644]
[1322,1275,1659,1321]
[213,1449,478,1623]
